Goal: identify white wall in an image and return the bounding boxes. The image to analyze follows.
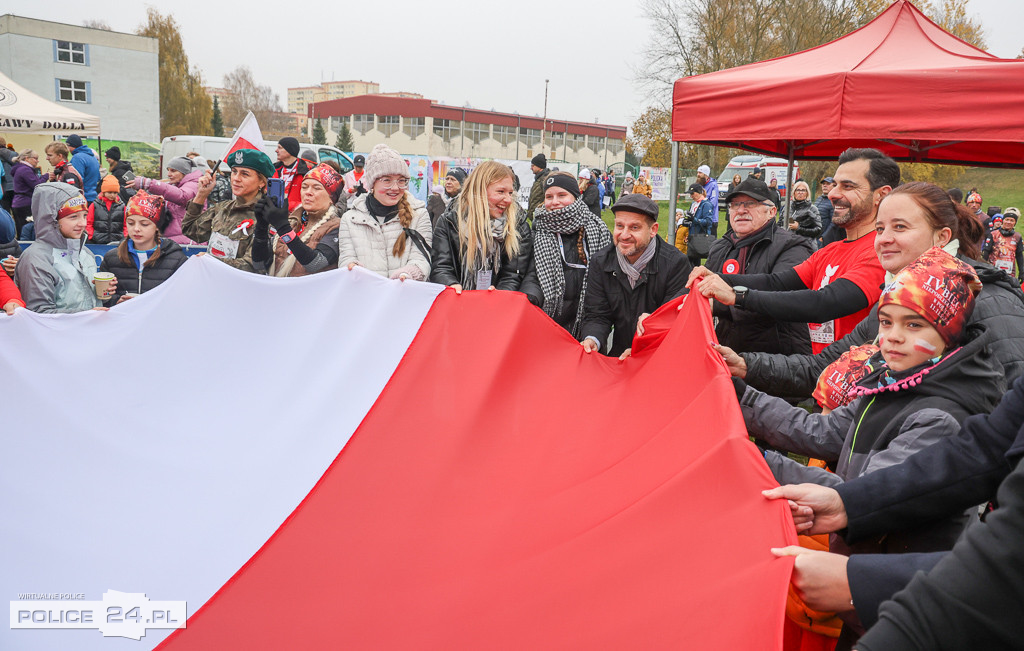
[0,18,159,142]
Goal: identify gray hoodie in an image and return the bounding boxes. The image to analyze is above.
[13,183,100,313]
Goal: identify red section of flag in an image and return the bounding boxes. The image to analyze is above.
[159,289,795,650]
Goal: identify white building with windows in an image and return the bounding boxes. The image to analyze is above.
[0,15,159,142]
[310,95,626,168]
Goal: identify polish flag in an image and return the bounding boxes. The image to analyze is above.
[1,258,795,650]
[221,111,264,161]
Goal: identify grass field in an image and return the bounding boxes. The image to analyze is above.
[601,167,1024,239]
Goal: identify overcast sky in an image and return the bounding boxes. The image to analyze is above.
[19,1,1024,130]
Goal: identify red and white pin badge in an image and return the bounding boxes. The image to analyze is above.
[232,218,256,236]
[723,259,739,274]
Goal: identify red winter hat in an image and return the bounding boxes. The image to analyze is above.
[304,163,343,196]
[125,190,165,224]
[879,247,982,345]
[813,344,879,411]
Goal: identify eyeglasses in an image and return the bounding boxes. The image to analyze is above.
[728,201,771,211]
[377,178,409,188]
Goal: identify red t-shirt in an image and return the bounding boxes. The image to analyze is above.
[793,232,884,354]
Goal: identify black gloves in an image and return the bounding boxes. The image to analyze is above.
[254,197,293,235]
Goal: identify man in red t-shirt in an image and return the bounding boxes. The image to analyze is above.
[689,149,899,354]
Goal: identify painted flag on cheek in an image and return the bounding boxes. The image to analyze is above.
[2,257,795,650]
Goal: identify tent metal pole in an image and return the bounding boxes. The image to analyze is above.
[669,141,680,245]
[784,141,795,228]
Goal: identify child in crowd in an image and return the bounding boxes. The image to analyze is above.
[982,206,1023,281]
[734,248,1002,552]
[87,175,126,244]
[13,182,113,313]
[98,191,188,304]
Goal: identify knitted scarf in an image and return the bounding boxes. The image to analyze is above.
[461,216,508,290]
[533,197,612,335]
[616,237,658,288]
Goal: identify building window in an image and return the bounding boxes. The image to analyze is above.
[55,40,87,65]
[566,133,585,153]
[519,128,541,146]
[589,136,606,152]
[465,122,489,145]
[353,114,374,135]
[493,125,516,147]
[57,79,88,103]
[549,131,565,151]
[378,115,400,136]
[330,116,347,132]
[606,138,624,155]
[403,117,425,139]
[433,119,460,142]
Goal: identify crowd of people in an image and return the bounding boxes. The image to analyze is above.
[2,134,1024,649]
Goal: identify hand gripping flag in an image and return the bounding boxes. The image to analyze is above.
[2,259,796,650]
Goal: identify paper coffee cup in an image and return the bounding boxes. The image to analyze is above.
[94,272,115,298]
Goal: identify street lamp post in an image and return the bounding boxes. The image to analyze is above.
[541,79,549,156]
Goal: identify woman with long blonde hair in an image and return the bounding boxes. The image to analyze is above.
[431,161,539,300]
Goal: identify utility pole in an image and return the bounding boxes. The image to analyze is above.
[540,79,549,156]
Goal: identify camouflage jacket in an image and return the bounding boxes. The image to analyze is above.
[183,197,257,272]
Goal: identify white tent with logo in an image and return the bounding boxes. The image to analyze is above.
[0,70,100,137]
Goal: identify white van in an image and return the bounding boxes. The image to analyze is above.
[717,155,799,200]
[159,136,354,174]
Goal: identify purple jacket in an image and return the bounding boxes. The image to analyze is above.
[12,162,47,209]
[137,169,203,245]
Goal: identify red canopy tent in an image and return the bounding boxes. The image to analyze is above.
[671,0,1024,168]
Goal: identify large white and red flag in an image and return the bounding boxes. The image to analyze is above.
[1,257,796,650]
[221,110,264,160]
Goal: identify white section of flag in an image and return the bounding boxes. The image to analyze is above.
[222,110,265,160]
[0,258,444,650]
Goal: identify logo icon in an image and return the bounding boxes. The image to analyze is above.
[234,150,244,164]
[0,84,16,107]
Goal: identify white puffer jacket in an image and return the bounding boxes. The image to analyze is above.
[338,193,433,280]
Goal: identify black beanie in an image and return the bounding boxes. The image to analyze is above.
[279,137,300,157]
[66,134,83,149]
[531,153,546,168]
[543,173,580,198]
[446,167,468,184]
[105,146,121,161]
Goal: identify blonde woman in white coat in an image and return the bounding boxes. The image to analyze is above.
[338,144,432,280]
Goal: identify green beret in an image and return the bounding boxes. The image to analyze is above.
[227,148,275,179]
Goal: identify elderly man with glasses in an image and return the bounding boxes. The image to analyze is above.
[700,178,815,356]
[688,148,896,356]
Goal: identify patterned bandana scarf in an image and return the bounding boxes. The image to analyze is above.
[533,198,612,335]
[616,236,658,288]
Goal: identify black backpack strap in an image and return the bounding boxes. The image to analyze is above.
[404,227,431,264]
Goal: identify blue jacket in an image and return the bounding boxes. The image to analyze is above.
[702,177,719,221]
[689,198,715,235]
[69,145,100,202]
[815,194,834,238]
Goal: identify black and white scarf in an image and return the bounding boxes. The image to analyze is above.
[461,216,508,290]
[533,198,612,335]
[616,236,658,288]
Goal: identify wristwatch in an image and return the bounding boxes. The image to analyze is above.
[733,286,749,308]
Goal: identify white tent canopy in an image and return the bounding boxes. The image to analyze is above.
[0,70,100,136]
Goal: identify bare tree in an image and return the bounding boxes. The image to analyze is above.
[221,66,289,136]
[82,20,112,30]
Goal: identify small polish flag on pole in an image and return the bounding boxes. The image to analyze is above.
[222,111,265,160]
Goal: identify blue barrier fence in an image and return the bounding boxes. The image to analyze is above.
[17,242,209,267]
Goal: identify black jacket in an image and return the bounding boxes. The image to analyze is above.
[580,236,692,356]
[98,238,188,303]
[429,207,541,303]
[103,160,136,203]
[742,257,1024,398]
[783,199,822,240]
[581,183,601,217]
[706,223,813,355]
[89,198,125,245]
[857,453,1024,651]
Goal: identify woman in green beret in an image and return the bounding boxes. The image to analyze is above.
[183,148,275,272]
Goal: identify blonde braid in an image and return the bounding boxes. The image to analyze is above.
[391,193,414,258]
